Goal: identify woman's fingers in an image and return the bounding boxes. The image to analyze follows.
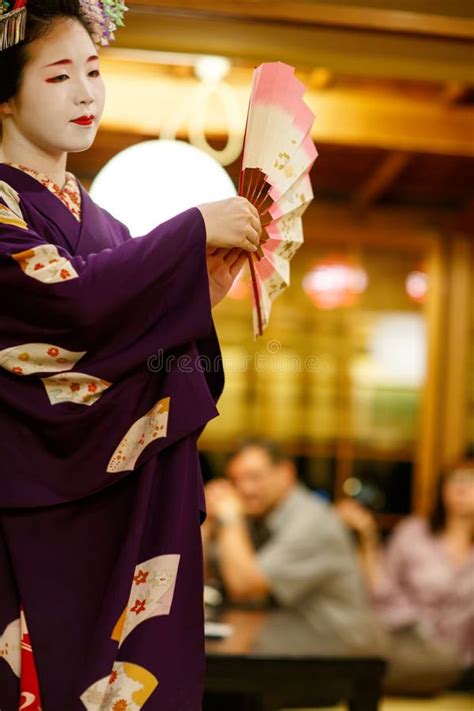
[239,238,257,252]
[208,247,230,260]
[228,248,246,268]
[230,252,248,278]
[243,225,260,248]
[249,212,262,236]
[215,248,229,259]
[200,197,262,250]
[247,201,260,222]
[223,248,239,263]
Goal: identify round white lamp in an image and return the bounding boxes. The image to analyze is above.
[90,139,237,237]
[370,312,427,387]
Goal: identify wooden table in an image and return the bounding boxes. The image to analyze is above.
[205,608,387,711]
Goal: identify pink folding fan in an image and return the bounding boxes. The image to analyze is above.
[239,62,317,337]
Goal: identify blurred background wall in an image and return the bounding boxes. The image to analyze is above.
[69,0,474,532]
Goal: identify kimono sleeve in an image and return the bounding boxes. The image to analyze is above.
[0,202,213,362]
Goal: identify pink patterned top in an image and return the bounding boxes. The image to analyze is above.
[5,163,82,222]
[372,517,474,664]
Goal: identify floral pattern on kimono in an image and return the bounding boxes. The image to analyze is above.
[80,662,159,711]
[111,554,180,647]
[41,373,112,406]
[0,617,20,677]
[107,398,171,473]
[0,610,42,710]
[0,343,86,377]
[12,244,79,284]
[0,181,28,230]
[0,161,223,711]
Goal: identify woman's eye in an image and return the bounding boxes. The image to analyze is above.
[89,70,100,78]
[46,75,69,83]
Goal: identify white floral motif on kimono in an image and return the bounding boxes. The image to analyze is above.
[41,373,112,406]
[107,397,171,473]
[11,244,79,284]
[0,617,21,677]
[80,661,158,711]
[0,181,28,230]
[111,554,180,647]
[0,343,86,377]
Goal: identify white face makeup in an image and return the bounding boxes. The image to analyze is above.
[5,17,105,156]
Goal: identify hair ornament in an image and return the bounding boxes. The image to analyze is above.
[0,0,127,51]
[79,0,128,46]
[0,1,27,50]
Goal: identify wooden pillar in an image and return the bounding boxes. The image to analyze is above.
[415,233,473,516]
[415,237,448,516]
[442,235,472,466]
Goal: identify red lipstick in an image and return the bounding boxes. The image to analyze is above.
[71,115,94,126]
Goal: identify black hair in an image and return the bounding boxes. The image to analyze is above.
[227,437,286,467]
[0,0,92,104]
[428,456,474,536]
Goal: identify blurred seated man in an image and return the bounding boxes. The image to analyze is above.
[202,438,385,655]
[336,457,474,695]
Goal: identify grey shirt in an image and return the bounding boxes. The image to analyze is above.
[250,485,387,654]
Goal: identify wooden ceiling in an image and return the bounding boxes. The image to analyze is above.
[69,1,474,217]
[118,1,474,82]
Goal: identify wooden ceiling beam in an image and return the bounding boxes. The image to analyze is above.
[127,1,474,40]
[115,5,474,83]
[439,81,472,105]
[453,197,474,236]
[352,152,412,209]
[98,59,474,157]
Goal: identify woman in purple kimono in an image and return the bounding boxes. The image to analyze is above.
[0,2,261,709]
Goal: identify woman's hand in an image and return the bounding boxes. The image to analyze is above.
[207,247,248,308]
[197,197,262,252]
[335,499,385,590]
[335,498,379,549]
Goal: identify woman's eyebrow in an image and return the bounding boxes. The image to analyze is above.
[43,55,99,68]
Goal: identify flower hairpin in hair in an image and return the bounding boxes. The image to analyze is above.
[79,0,128,46]
[0,0,128,51]
[0,0,27,50]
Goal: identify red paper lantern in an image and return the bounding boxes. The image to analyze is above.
[302,255,368,309]
[406,270,429,304]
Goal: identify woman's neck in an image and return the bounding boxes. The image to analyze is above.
[445,514,473,539]
[0,133,67,188]
[439,515,473,566]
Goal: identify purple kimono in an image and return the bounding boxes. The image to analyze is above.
[0,163,224,710]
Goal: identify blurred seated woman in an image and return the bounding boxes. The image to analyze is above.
[336,458,474,695]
